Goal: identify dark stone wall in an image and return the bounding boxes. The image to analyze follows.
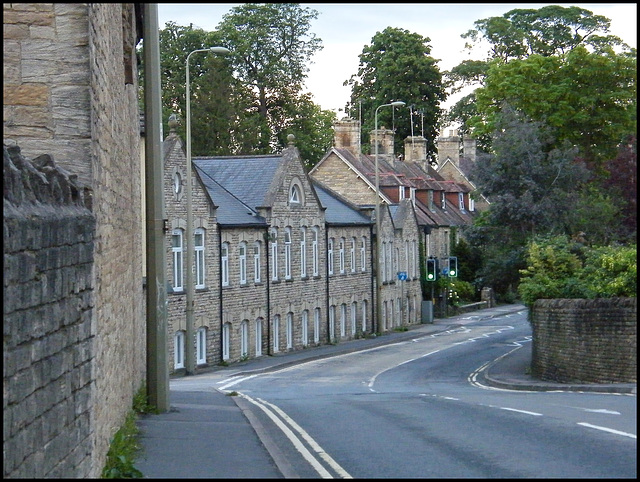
[4,145,96,478]
[531,298,636,383]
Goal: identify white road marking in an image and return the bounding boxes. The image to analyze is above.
[218,374,258,391]
[497,406,543,416]
[577,423,636,439]
[233,391,352,478]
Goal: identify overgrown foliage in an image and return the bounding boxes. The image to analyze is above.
[518,235,637,307]
[101,386,157,479]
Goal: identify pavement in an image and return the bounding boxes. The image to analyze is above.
[134,304,636,478]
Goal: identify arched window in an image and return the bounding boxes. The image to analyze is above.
[196,326,207,365]
[286,312,293,349]
[255,319,262,357]
[239,241,247,285]
[314,308,321,343]
[222,323,230,360]
[360,236,367,272]
[301,310,309,346]
[240,320,249,358]
[351,301,357,335]
[221,242,230,287]
[195,228,205,289]
[172,229,184,291]
[339,238,345,274]
[289,183,301,204]
[340,303,347,337]
[174,331,184,369]
[273,315,280,353]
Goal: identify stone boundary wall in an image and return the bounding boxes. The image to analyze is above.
[530,298,637,383]
[4,145,96,478]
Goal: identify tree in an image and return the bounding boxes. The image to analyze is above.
[216,3,323,152]
[471,46,636,166]
[344,27,446,162]
[463,105,592,298]
[445,6,632,138]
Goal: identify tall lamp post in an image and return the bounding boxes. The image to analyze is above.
[374,101,405,334]
[185,46,230,375]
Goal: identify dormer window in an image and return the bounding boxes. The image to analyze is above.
[290,184,301,203]
[441,192,446,210]
[459,192,465,211]
[289,178,304,206]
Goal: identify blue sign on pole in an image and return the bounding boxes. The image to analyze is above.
[397,271,408,281]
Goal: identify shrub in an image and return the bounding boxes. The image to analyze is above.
[518,235,636,307]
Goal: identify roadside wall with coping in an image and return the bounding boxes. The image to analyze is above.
[4,145,96,478]
[530,298,637,383]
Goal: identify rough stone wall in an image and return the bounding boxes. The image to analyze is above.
[4,145,95,478]
[88,5,146,475]
[311,151,378,206]
[268,145,329,351]
[163,133,221,372]
[327,225,373,339]
[4,4,146,477]
[3,3,93,186]
[531,298,637,383]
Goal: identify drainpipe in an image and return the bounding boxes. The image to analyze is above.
[143,3,169,413]
[325,227,330,343]
[369,224,375,335]
[265,227,271,355]
[218,226,223,362]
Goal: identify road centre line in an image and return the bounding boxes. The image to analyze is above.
[577,422,636,439]
[496,406,543,416]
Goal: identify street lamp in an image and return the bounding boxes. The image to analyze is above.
[185,46,230,375]
[374,100,405,334]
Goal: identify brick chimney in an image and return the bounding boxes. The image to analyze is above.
[437,128,460,166]
[369,126,395,162]
[403,136,427,163]
[463,137,477,162]
[333,117,361,156]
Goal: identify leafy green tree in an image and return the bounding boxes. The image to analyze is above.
[344,27,446,162]
[471,46,637,166]
[278,93,336,171]
[463,105,593,298]
[216,3,323,152]
[445,6,633,139]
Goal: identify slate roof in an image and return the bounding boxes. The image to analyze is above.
[193,154,284,227]
[194,155,282,210]
[312,179,372,226]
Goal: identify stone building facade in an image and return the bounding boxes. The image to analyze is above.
[4,4,146,478]
[163,124,424,374]
[310,118,476,265]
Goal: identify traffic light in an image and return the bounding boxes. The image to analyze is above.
[448,256,458,277]
[426,258,437,281]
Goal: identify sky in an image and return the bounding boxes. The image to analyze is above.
[157,3,637,114]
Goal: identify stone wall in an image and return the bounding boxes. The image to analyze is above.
[4,145,96,478]
[4,4,146,477]
[530,298,637,383]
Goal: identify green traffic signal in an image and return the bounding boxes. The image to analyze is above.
[426,258,437,281]
[448,256,458,277]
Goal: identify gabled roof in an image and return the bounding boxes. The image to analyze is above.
[194,165,267,226]
[311,179,372,226]
[193,154,284,210]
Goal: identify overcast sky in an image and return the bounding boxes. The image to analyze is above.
[157,3,637,113]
